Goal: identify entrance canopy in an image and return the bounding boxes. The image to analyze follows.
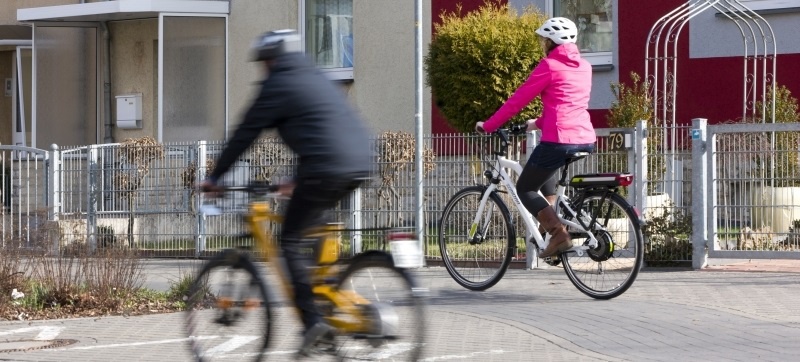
[18,0,229,22]
[18,0,229,146]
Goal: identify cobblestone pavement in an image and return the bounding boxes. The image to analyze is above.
[1,261,799,361]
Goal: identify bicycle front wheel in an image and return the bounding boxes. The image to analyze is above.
[335,252,426,361]
[562,191,644,299]
[185,250,271,362]
[438,186,516,291]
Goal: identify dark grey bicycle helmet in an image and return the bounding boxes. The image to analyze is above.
[251,29,301,61]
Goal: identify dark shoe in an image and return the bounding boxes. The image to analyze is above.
[297,322,336,357]
[536,206,572,258]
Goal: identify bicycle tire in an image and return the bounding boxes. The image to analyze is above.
[438,186,516,291]
[561,190,644,299]
[334,251,426,361]
[185,249,271,362]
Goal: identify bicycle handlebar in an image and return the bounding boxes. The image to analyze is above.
[484,125,528,157]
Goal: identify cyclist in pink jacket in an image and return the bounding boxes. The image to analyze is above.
[476,17,596,258]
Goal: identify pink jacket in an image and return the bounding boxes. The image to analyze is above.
[482,43,596,144]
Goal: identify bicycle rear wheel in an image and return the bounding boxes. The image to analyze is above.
[562,191,644,299]
[185,249,271,362]
[438,186,516,291]
[334,252,425,361]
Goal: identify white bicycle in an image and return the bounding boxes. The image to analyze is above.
[437,127,644,299]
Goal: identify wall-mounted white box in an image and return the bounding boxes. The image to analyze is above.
[116,93,143,129]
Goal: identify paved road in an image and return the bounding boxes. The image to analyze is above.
[1,260,800,361]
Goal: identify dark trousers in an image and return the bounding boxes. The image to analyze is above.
[280,176,363,331]
[516,142,595,215]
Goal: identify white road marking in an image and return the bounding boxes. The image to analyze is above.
[203,335,261,356]
[0,326,64,341]
[45,336,218,351]
[420,349,512,361]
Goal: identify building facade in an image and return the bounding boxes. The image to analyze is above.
[432,0,800,133]
[0,0,432,148]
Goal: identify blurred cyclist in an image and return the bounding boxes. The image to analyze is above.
[199,29,374,355]
[475,17,596,258]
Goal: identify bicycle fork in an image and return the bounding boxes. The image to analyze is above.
[468,184,499,244]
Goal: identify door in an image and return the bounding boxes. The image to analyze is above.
[12,46,32,147]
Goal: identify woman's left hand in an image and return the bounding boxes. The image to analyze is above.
[475,122,487,134]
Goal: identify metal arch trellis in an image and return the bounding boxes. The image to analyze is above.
[646,0,777,126]
[643,0,777,203]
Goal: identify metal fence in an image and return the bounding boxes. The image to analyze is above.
[4,121,799,265]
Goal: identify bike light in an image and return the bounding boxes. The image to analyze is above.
[616,174,633,187]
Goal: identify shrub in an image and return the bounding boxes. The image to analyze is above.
[97,225,116,248]
[605,72,665,192]
[642,201,693,264]
[753,85,800,186]
[374,131,436,227]
[425,1,547,133]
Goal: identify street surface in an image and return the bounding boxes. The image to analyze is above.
[1,260,799,361]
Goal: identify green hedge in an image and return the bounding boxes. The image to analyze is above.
[425,2,547,133]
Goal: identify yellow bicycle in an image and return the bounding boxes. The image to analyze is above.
[184,182,426,361]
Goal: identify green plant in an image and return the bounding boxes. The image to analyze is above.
[753,85,800,186]
[165,270,199,310]
[425,1,547,133]
[606,72,665,192]
[642,201,692,264]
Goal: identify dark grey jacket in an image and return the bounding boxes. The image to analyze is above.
[210,53,374,181]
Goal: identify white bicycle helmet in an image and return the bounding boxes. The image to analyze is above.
[251,29,301,61]
[535,17,578,45]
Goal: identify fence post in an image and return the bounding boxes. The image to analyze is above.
[196,140,207,257]
[691,118,709,269]
[526,130,540,269]
[48,144,61,255]
[634,120,649,214]
[351,187,362,255]
[87,145,99,252]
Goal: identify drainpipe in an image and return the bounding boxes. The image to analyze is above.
[101,21,113,143]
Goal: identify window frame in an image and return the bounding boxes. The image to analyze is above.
[298,0,354,81]
[545,0,613,67]
[739,0,800,13]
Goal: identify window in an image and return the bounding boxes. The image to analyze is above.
[550,0,613,66]
[302,0,353,80]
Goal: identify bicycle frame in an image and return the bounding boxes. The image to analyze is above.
[245,200,372,332]
[470,154,600,256]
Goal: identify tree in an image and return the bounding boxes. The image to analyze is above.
[425,1,547,133]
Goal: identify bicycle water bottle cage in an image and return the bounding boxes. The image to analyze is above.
[569,173,634,188]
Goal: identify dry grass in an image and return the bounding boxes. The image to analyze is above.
[0,239,186,321]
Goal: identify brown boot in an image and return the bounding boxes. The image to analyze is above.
[537,206,571,258]
[537,195,557,236]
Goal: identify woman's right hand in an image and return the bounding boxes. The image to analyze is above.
[525,119,539,132]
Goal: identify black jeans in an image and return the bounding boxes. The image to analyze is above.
[280,176,363,331]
